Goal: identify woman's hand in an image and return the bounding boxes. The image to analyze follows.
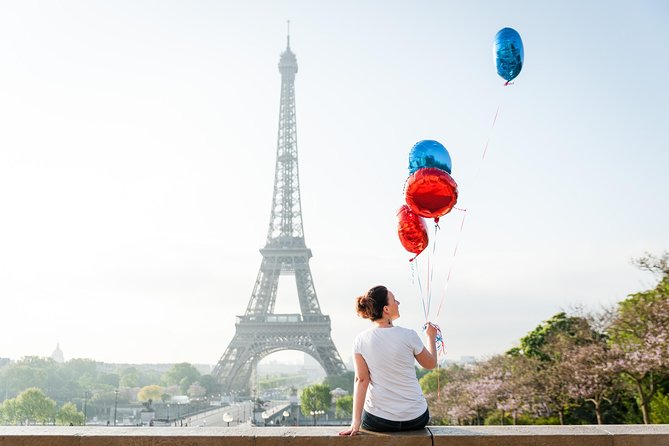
[424,321,438,338]
[338,420,361,436]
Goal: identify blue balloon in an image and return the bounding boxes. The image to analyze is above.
[494,27,524,83]
[408,140,452,175]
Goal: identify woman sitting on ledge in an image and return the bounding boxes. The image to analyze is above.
[339,285,438,435]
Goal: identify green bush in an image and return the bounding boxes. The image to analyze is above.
[650,391,669,424]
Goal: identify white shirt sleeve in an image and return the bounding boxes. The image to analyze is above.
[409,329,424,355]
[353,334,362,355]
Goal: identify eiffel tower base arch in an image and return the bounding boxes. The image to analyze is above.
[214,315,347,393]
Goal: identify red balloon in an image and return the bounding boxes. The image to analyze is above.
[397,204,429,257]
[404,167,458,220]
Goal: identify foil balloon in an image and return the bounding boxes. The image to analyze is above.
[404,167,458,221]
[494,27,524,83]
[408,140,452,175]
[397,204,429,257]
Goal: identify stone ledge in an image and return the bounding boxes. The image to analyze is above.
[0,425,668,446]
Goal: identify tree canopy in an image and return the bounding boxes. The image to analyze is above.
[425,252,669,426]
[162,363,201,394]
[300,383,331,417]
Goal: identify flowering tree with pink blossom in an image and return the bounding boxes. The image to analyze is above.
[430,355,538,425]
[440,378,475,425]
[507,311,602,424]
[564,341,621,424]
[608,277,669,424]
[463,374,502,424]
[493,354,539,424]
[605,252,669,424]
[427,252,669,425]
[468,355,523,424]
[420,364,473,425]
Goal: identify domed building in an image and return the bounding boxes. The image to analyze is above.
[50,342,64,363]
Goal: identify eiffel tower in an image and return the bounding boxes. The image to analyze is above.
[213,31,347,393]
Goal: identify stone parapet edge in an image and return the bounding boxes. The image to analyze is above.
[0,425,668,446]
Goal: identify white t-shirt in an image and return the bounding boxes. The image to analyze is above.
[353,326,428,421]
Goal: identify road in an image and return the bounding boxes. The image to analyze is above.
[175,401,253,427]
[160,400,293,428]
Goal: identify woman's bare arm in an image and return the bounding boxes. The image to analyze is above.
[339,353,370,436]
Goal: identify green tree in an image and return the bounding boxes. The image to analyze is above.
[91,389,117,406]
[137,369,162,387]
[62,358,99,390]
[0,398,20,425]
[608,276,669,424]
[119,367,140,388]
[605,252,669,424]
[335,395,353,419]
[650,391,669,424]
[98,373,120,388]
[198,374,219,396]
[0,357,54,396]
[137,385,164,402]
[56,402,84,425]
[162,363,201,394]
[300,383,331,418]
[419,367,450,395]
[507,312,600,361]
[507,311,604,425]
[16,387,57,425]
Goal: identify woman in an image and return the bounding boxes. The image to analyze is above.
[339,285,438,435]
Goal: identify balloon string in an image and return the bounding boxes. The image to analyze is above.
[437,362,440,402]
[426,252,431,318]
[423,322,445,401]
[436,210,467,318]
[427,223,439,317]
[436,97,504,319]
[412,258,428,321]
[481,105,500,161]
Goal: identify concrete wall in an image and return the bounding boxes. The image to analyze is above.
[1,425,668,446]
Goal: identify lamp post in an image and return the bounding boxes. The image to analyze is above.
[113,390,119,426]
[282,410,290,426]
[167,403,170,422]
[310,410,324,426]
[83,391,89,426]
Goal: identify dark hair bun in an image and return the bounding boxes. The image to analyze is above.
[355,285,388,321]
[355,296,374,319]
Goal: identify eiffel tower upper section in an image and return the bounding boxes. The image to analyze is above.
[267,33,303,248]
[242,32,322,318]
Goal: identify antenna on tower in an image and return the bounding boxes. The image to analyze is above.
[287,20,291,48]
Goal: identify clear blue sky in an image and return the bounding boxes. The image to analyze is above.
[0,1,667,366]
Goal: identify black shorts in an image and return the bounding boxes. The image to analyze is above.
[361,408,430,432]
